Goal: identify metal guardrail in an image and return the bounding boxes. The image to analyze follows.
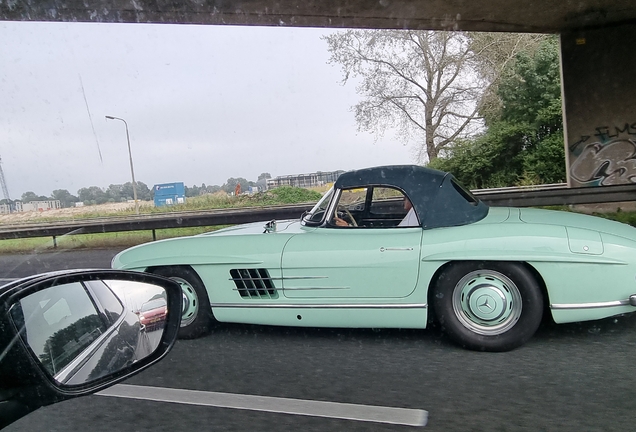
[472,183,569,193]
[476,182,636,207]
[0,183,634,241]
[0,204,316,240]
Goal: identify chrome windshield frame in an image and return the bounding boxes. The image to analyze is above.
[302,187,335,226]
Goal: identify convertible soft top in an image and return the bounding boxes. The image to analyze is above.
[334,165,489,229]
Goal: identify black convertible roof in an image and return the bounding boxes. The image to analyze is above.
[334,165,489,229]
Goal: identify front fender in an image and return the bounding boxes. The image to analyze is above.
[112,234,293,271]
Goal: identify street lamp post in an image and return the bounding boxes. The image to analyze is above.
[105,115,140,215]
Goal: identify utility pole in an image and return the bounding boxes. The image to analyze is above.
[105,116,140,215]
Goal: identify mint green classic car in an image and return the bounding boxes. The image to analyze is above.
[112,165,636,351]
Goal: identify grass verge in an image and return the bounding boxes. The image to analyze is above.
[0,226,224,254]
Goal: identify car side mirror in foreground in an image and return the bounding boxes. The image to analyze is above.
[0,270,182,429]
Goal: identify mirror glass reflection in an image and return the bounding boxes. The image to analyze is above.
[9,278,168,386]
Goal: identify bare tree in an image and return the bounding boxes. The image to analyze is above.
[325,30,486,163]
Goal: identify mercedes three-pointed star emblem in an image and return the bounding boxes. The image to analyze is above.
[479,298,494,311]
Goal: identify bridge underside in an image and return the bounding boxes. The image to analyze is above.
[1,1,635,33]
[2,0,635,186]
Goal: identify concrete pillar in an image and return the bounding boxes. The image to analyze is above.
[561,24,636,187]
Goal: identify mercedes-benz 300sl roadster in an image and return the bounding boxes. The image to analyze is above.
[112,165,636,351]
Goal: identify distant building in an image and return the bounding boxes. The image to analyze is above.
[0,200,62,214]
[266,170,345,189]
[22,200,61,212]
[154,182,186,207]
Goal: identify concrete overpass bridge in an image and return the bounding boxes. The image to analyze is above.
[2,0,635,187]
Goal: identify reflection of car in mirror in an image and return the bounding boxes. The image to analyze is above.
[138,297,168,330]
[112,165,636,352]
[0,270,182,429]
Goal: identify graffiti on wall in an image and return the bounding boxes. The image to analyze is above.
[569,123,636,186]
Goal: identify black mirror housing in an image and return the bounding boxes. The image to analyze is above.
[0,270,182,429]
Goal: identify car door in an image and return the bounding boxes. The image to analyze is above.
[281,226,423,299]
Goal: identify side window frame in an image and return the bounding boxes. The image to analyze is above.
[325,185,417,228]
[326,187,367,228]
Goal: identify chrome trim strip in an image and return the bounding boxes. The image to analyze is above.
[282,286,350,291]
[229,277,272,282]
[210,303,428,309]
[232,286,349,291]
[550,299,633,310]
[380,247,414,252]
[281,276,329,280]
[229,276,328,281]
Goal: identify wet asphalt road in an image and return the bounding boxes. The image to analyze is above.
[3,249,636,431]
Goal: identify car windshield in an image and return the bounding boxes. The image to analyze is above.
[302,187,334,224]
[140,298,166,312]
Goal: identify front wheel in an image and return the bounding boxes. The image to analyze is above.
[151,266,214,339]
[432,262,543,352]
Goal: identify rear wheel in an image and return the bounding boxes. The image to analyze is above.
[151,266,214,339]
[432,261,543,352]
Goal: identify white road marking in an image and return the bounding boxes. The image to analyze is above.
[97,384,428,427]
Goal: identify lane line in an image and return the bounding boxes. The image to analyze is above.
[97,384,428,427]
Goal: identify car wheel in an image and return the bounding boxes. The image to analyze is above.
[432,261,543,352]
[151,266,214,339]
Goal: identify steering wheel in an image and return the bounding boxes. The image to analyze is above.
[338,207,358,227]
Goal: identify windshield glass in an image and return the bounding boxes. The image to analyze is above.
[302,187,334,224]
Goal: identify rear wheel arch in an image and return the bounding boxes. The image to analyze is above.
[428,260,545,351]
[520,262,552,321]
[427,261,550,319]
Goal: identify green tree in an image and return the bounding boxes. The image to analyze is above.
[430,37,565,188]
[469,33,547,124]
[50,189,79,208]
[106,184,125,202]
[21,191,50,202]
[77,186,108,205]
[21,191,42,202]
[120,181,151,201]
[136,182,152,201]
[222,177,251,194]
[185,184,201,197]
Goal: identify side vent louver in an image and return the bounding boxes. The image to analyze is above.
[230,269,278,299]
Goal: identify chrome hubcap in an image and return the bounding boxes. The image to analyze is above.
[172,276,198,327]
[452,270,522,336]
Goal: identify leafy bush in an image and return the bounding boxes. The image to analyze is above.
[595,210,636,227]
[267,186,322,204]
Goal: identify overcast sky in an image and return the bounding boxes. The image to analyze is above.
[0,21,414,199]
